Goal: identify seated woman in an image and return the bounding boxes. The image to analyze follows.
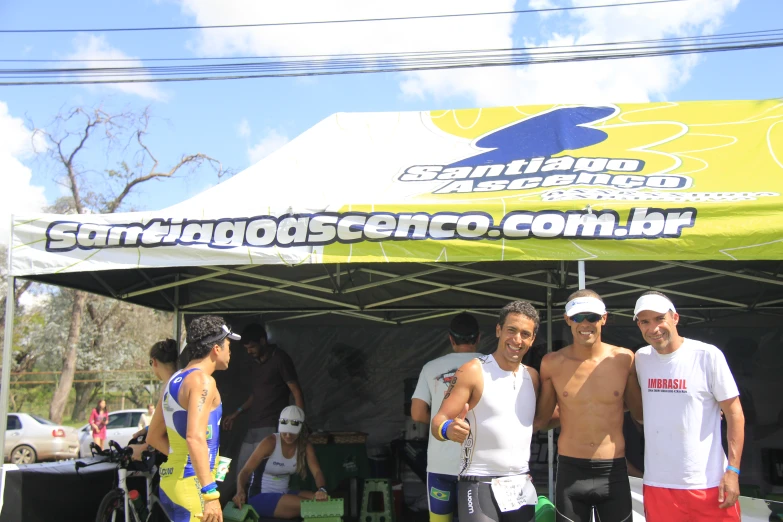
[232,406,328,519]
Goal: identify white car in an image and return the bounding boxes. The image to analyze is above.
[4,413,79,464]
[78,408,147,457]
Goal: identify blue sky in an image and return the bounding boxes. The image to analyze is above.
[0,0,781,243]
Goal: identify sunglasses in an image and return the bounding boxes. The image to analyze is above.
[279,419,302,426]
[570,313,603,323]
[149,359,154,366]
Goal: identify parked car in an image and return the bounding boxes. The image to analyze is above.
[4,413,79,464]
[78,408,147,457]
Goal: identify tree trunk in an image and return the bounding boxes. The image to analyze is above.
[49,291,86,423]
[71,380,98,422]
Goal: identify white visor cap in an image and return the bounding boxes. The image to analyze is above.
[278,405,305,434]
[633,294,676,320]
[565,296,606,317]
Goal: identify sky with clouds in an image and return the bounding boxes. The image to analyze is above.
[0,0,781,245]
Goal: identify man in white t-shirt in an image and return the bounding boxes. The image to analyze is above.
[632,291,745,522]
[412,312,480,522]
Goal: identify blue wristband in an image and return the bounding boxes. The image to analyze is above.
[726,465,740,475]
[200,482,218,494]
[441,420,453,441]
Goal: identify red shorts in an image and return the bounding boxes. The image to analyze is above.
[643,485,741,522]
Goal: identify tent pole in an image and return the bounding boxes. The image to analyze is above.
[173,276,183,350]
[578,260,586,290]
[173,310,183,349]
[547,271,554,502]
[1,219,17,476]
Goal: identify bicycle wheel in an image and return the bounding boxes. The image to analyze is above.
[95,488,127,522]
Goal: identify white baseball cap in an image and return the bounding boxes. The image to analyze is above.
[633,294,676,320]
[278,405,305,434]
[565,296,606,317]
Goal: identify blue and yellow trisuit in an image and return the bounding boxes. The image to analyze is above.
[158,368,222,522]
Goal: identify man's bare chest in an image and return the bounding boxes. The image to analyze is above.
[553,358,628,405]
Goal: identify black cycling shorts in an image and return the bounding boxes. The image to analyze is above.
[555,456,632,522]
[458,476,535,522]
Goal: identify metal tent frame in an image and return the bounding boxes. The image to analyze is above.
[3,232,783,499]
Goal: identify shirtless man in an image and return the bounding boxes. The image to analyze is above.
[533,289,641,522]
[432,301,540,522]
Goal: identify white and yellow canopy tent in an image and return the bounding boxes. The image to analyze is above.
[4,100,783,507]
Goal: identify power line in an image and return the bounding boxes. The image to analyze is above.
[1,35,780,86]
[0,0,688,34]
[3,28,781,64]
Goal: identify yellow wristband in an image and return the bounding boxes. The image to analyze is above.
[436,420,450,441]
[202,491,220,501]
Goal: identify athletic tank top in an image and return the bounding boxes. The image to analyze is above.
[260,433,298,494]
[162,368,222,479]
[461,354,535,477]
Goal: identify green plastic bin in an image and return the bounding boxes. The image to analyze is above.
[223,501,260,522]
[301,497,344,519]
[535,495,555,522]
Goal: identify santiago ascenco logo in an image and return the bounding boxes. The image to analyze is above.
[399,106,691,194]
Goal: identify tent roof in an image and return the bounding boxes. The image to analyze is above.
[8,100,783,322]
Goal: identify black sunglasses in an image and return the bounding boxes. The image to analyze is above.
[571,313,602,323]
[279,419,302,426]
[149,359,154,366]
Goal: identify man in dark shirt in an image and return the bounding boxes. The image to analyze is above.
[222,323,304,496]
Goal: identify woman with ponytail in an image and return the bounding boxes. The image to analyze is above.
[232,406,328,519]
[131,338,180,450]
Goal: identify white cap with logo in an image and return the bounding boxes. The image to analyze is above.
[278,405,305,434]
[633,294,676,320]
[565,296,607,317]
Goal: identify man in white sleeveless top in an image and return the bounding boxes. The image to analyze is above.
[431,301,540,522]
[632,291,744,522]
[412,312,481,522]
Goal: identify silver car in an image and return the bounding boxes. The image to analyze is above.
[4,413,79,464]
[77,408,147,457]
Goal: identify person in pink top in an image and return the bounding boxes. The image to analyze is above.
[89,399,109,450]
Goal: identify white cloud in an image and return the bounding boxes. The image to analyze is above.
[0,102,48,245]
[64,34,167,101]
[237,118,251,138]
[178,0,739,105]
[248,129,290,164]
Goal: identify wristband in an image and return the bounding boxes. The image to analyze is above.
[202,491,220,501]
[318,487,328,494]
[236,407,243,414]
[436,420,448,441]
[726,465,740,475]
[440,420,453,441]
[200,482,218,494]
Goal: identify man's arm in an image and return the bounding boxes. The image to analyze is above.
[410,399,430,424]
[624,353,644,423]
[718,396,745,508]
[410,368,432,424]
[287,381,305,410]
[527,366,540,401]
[533,354,560,432]
[223,393,253,431]
[626,459,643,479]
[431,360,480,443]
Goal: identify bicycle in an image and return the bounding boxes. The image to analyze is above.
[77,440,169,522]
